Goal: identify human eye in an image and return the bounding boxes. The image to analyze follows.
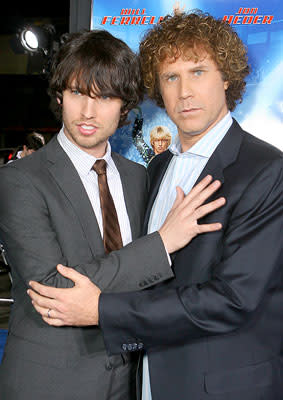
[193,69,204,77]
[71,88,82,95]
[94,94,111,101]
[167,74,178,82]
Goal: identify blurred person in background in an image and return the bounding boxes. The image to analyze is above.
[8,131,45,162]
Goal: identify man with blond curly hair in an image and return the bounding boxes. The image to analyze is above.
[28,11,283,400]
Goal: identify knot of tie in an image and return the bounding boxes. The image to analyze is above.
[93,159,107,175]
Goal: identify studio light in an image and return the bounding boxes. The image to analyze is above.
[20,29,39,52]
[18,24,56,56]
[10,24,67,75]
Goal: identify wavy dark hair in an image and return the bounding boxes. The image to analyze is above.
[49,30,144,127]
[139,10,250,111]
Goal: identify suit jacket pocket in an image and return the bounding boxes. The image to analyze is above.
[204,359,273,394]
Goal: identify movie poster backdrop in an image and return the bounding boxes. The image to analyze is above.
[91,0,283,165]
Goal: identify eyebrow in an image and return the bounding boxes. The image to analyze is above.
[159,72,176,79]
[160,62,209,78]
[190,63,209,69]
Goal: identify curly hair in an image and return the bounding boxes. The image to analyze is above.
[139,10,250,111]
[49,30,144,127]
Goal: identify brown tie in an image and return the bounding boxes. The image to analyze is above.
[93,159,123,253]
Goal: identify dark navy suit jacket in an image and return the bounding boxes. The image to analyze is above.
[100,120,283,399]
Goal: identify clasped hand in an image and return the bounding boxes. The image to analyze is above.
[28,265,101,326]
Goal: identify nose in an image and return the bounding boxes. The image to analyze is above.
[81,96,96,119]
[179,77,193,100]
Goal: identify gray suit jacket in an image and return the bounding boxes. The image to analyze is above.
[0,136,172,399]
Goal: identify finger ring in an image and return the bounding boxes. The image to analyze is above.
[47,309,51,318]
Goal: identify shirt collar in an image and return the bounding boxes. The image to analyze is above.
[16,150,23,159]
[169,112,232,158]
[57,126,116,177]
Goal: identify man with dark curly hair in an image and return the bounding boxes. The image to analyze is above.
[28,11,283,400]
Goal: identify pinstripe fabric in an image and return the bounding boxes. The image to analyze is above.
[93,159,123,253]
[57,128,132,246]
[142,112,232,400]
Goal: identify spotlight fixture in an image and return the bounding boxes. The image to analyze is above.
[10,24,67,75]
[18,24,56,56]
[20,28,39,52]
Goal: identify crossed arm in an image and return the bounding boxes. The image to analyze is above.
[0,165,173,293]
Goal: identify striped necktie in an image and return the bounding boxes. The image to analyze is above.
[93,159,123,253]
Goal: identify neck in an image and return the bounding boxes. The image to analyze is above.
[83,142,108,158]
[179,131,208,153]
[178,110,230,153]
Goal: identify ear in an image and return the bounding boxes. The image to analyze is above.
[57,97,62,105]
[224,81,229,90]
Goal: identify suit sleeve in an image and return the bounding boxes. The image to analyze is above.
[99,157,283,353]
[0,165,173,292]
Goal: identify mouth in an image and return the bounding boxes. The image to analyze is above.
[77,124,98,136]
[179,107,201,114]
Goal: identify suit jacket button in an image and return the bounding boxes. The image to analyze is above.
[128,343,133,351]
[122,344,127,351]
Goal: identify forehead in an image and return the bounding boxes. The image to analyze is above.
[68,76,101,95]
[158,49,216,74]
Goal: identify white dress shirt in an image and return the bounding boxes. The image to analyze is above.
[57,128,132,246]
[142,112,233,400]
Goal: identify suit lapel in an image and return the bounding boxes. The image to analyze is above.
[111,153,141,240]
[195,119,243,187]
[143,151,173,233]
[45,137,104,257]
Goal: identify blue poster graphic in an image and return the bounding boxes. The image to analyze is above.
[91,0,283,165]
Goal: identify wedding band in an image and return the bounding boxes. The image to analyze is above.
[47,309,51,318]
